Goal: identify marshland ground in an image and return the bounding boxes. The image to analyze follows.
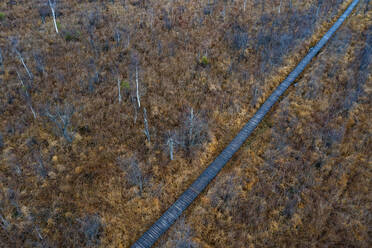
[0,0,371,247]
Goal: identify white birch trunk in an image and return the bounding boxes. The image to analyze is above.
[168,138,174,160]
[17,51,33,79]
[117,78,122,103]
[49,0,59,34]
[136,66,140,108]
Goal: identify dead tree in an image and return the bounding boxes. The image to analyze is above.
[11,38,33,80]
[181,108,209,150]
[143,108,150,143]
[77,214,103,246]
[135,64,140,108]
[117,156,144,195]
[165,131,179,160]
[48,0,59,33]
[42,103,75,143]
[0,214,9,231]
[16,71,37,119]
[129,53,145,123]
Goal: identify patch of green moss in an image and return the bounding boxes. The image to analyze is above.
[200,55,209,66]
[56,21,62,30]
[0,12,5,21]
[121,81,130,90]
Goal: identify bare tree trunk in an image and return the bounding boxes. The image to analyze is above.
[168,138,174,160]
[0,214,9,230]
[35,226,44,240]
[136,65,140,108]
[16,50,33,80]
[117,78,122,103]
[49,0,59,34]
[143,108,150,142]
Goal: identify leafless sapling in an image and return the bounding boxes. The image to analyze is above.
[16,70,37,119]
[135,64,140,108]
[87,59,100,92]
[33,147,48,179]
[33,52,45,76]
[77,214,103,247]
[117,77,122,103]
[181,108,209,149]
[118,28,130,49]
[129,54,145,123]
[42,103,75,143]
[167,137,174,160]
[24,214,45,241]
[278,0,283,13]
[11,38,33,80]
[85,9,103,57]
[165,131,179,160]
[4,148,22,175]
[161,9,172,30]
[143,108,150,142]
[48,0,59,33]
[148,7,154,29]
[114,28,122,48]
[0,213,9,231]
[117,156,144,195]
[250,85,261,107]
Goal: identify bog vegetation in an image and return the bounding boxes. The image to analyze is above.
[0,0,370,247]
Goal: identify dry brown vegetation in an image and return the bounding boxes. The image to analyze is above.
[0,0,371,247]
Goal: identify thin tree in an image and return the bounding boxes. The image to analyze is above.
[143,108,150,142]
[165,131,179,161]
[0,214,9,231]
[135,65,140,108]
[117,156,144,195]
[167,137,174,160]
[113,66,122,103]
[11,38,33,80]
[16,71,37,119]
[279,0,283,13]
[48,0,59,34]
[117,77,122,103]
[43,103,75,143]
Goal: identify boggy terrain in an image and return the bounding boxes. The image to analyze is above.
[0,0,370,247]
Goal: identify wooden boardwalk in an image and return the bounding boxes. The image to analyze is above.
[131,1,361,247]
